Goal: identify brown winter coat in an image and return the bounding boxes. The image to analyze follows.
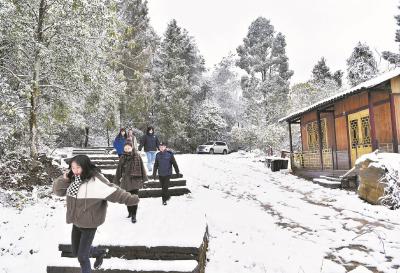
[114,151,148,191]
[53,172,139,228]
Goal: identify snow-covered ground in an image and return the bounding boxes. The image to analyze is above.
[1,152,400,273]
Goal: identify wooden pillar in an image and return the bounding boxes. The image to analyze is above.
[300,122,304,152]
[332,112,338,170]
[390,93,399,153]
[288,122,293,153]
[368,92,378,151]
[345,114,352,169]
[316,111,324,170]
[288,122,294,169]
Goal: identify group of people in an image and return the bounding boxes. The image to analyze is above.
[52,126,181,273]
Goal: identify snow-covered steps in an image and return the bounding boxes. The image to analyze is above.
[143,179,187,188]
[88,156,120,161]
[312,178,341,189]
[59,244,200,260]
[47,258,199,273]
[47,199,208,273]
[72,149,109,155]
[91,159,120,165]
[138,187,191,198]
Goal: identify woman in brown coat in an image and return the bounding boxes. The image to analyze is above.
[114,142,148,223]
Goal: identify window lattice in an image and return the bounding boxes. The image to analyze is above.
[306,118,328,151]
[361,116,371,146]
[349,119,359,148]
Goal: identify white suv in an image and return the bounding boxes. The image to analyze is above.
[196,141,229,155]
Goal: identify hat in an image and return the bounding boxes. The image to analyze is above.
[159,141,167,146]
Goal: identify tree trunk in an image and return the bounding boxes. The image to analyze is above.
[84,126,89,147]
[29,0,46,158]
[106,128,110,146]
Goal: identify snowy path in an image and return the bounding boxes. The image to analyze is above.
[1,152,400,273]
[178,153,400,273]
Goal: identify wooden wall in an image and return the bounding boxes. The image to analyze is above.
[334,116,348,151]
[335,93,368,116]
[374,102,392,144]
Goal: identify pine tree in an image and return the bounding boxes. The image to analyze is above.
[347,42,378,87]
[236,17,293,125]
[113,0,159,128]
[151,19,205,149]
[383,5,400,66]
[312,57,343,87]
[312,57,332,84]
[236,17,293,151]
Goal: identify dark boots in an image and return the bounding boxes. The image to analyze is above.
[94,248,109,269]
[128,205,138,224]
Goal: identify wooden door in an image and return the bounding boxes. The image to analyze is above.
[348,109,372,167]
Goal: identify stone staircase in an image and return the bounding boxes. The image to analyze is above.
[47,230,208,273]
[65,148,191,199]
[48,147,207,273]
[312,174,357,189]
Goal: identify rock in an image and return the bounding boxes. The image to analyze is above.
[358,163,385,205]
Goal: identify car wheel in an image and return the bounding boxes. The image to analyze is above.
[209,149,214,154]
[223,149,227,155]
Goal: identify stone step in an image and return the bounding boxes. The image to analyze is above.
[319,175,342,182]
[98,162,118,170]
[139,187,191,198]
[73,149,108,153]
[91,160,119,165]
[143,180,186,189]
[103,173,183,181]
[312,178,341,189]
[88,156,120,160]
[47,258,199,273]
[58,245,199,260]
[102,173,184,183]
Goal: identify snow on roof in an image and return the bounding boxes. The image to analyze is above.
[280,68,400,123]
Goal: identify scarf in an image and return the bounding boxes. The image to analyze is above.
[67,175,83,197]
[131,150,146,178]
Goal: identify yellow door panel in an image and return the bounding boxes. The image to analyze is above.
[348,109,372,167]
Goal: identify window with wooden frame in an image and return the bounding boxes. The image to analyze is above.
[306,119,328,151]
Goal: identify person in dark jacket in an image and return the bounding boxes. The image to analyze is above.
[114,142,148,223]
[113,128,127,157]
[138,126,160,172]
[152,142,180,205]
[53,155,139,273]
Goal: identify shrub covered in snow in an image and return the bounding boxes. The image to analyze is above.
[379,168,400,210]
[0,153,62,191]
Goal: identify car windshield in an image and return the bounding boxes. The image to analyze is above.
[204,142,214,145]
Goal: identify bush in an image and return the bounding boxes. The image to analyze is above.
[0,152,62,191]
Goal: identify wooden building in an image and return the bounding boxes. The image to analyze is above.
[280,69,400,177]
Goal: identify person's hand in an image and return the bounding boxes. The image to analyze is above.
[63,171,69,181]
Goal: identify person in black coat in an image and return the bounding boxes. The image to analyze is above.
[138,126,160,173]
[152,142,180,205]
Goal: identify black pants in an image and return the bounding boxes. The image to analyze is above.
[71,225,102,273]
[127,189,139,216]
[159,176,171,202]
